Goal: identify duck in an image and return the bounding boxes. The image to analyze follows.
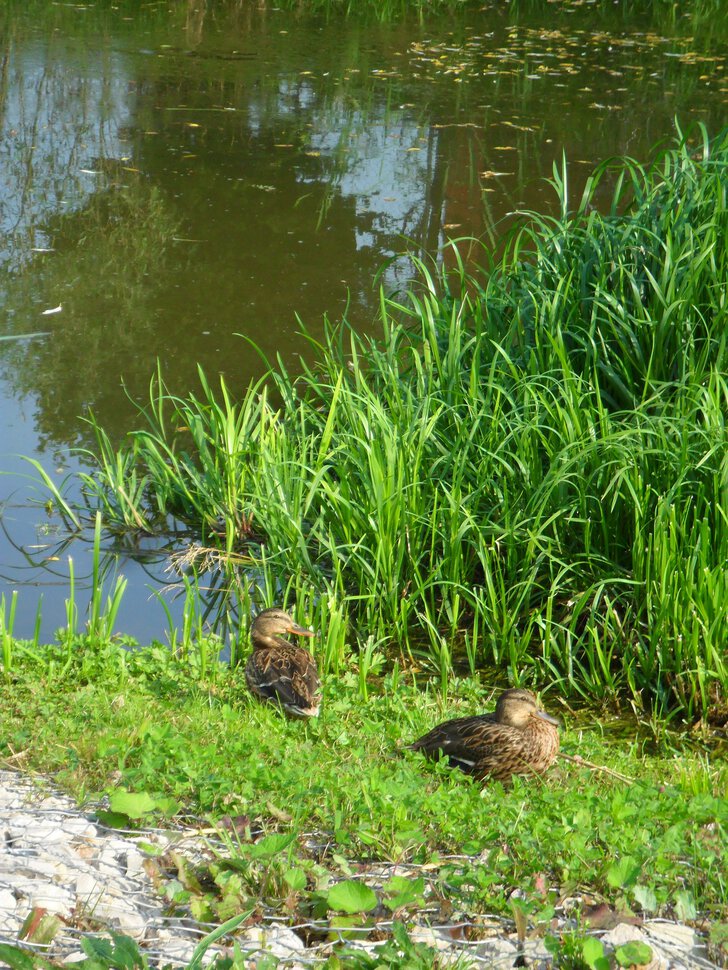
[245,607,320,717]
[409,687,560,783]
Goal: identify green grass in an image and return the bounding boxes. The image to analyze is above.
[58,123,728,720]
[2,638,726,941]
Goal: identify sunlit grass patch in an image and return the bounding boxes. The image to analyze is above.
[2,639,726,934]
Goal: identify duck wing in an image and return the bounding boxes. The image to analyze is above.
[246,646,321,717]
[411,713,558,781]
[410,714,501,775]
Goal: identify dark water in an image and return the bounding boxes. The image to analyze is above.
[1,0,726,642]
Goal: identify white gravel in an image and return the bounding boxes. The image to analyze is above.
[0,769,719,969]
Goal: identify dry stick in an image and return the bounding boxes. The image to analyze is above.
[558,752,634,785]
[2,746,30,764]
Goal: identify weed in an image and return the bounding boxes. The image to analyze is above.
[46,124,728,719]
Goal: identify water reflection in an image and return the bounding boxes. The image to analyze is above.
[0,0,726,639]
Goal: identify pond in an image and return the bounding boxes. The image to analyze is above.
[1,0,726,643]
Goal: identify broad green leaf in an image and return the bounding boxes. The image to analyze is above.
[82,937,114,960]
[94,810,137,829]
[633,884,657,913]
[0,944,37,970]
[19,908,62,946]
[109,933,146,970]
[383,875,426,910]
[327,880,378,914]
[190,897,216,923]
[109,790,157,819]
[582,936,609,970]
[247,832,296,860]
[674,889,697,920]
[606,855,641,889]
[327,915,371,941]
[284,868,308,891]
[615,940,653,967]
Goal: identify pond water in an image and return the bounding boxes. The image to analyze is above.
[1,0,726,643]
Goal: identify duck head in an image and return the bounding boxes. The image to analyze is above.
[250,607,314,649]
[494,688,560,728]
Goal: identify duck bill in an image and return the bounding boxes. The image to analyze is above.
[288,622,315,638]
[534,710,560,726]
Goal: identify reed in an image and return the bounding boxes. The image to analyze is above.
[87,513,128,643]
[54,124,728,717]
[0,591,18,673]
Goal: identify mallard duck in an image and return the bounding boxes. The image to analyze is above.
[245,607,320,717]
[410,687,560,783]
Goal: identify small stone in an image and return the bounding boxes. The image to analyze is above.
[62,952,88,964]
[74,871,104,905]
[26,823,68,844]
[158,938,223,966]
[602,923,649,947]
[601,923,668,970]
[29,883,73,913]
[643,920,707,969]
[63,818,98,838]
[109,907,148,940]
[643,920,698,949]
[123,848,145,877]
[0,888,18,911]
[4,858,60,881]
[237,926,306,959]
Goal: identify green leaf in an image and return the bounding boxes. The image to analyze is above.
[382,876,425,911]
[82,937,114,960]
[614,940,653,967]
[633,884,657,913]
[284,868,307,891]
[109,933,147,970]
[94,810,135,829]
[19,909,63,946]
[327,915,371,941]
[109,790,157,819]
[582,936,609,970]
[188,909,254,970]
[606,855,641,890]
[152,795,179,817]
[327,880,378,914]
[247,832,296,860]
[190,896,216,923]
[0,944,37,970]
[674,889,697,920]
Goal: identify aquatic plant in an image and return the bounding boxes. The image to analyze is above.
[57,124,727,718]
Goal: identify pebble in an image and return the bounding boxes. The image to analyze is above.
[0,770,224,968]
[0,770,720,969]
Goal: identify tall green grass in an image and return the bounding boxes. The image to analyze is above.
[68,124,727,718]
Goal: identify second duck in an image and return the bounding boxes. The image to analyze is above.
[410,687,560,784]
[245,607,321,717]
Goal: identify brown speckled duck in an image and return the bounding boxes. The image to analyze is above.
[245,607,320,717]
[410,688,560,783]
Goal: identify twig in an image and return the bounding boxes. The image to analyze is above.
[2,746,30,764]
[558,752,634,785]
